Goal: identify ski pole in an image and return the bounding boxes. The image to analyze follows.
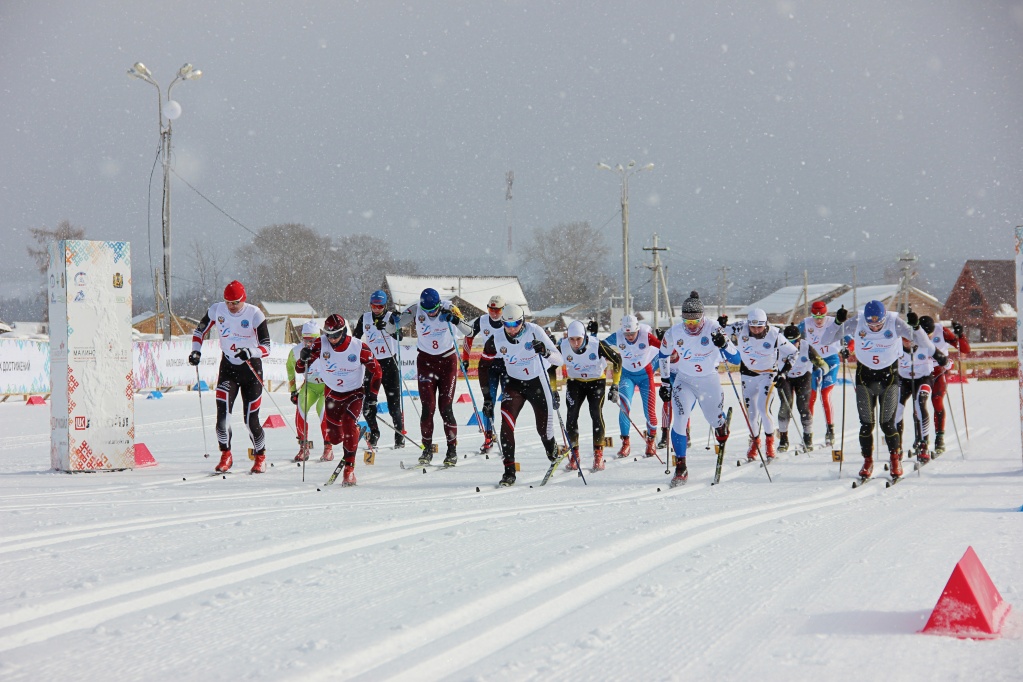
[375,414,427,451]
[774,375,808,454]
[957,351,970,440]
[244,358,299,439]
[838,354,847,475]
[447,321,485,433]
[196,367,211,459]
[719,351,772,482]
[945,378,966,460]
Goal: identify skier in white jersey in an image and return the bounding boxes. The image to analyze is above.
[775,324,829,452]
[395,288,473,466]
[895,314,948,463]
[658,291,738,486]
[722,308,799,463]
[490,303,565,486]
[188,280,272,474]
[798,300,848,446]
[605,315,661,457]
[820,301,934,480]
[353,290,404,450]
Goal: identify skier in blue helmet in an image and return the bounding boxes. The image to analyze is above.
[353,288,405,450]
[820,300,935,482]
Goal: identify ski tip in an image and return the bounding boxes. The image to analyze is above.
[885,480,892,488]
[316,487,321,492]
[656,487,661,492]
[475,486,480,492]
[182,477,186,481]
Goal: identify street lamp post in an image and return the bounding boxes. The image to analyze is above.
[597,160,654,316]
[128,62,202,340]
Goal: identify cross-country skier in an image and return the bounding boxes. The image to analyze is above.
[775,324,828,452]
[820,301,934,480]
[658,291,738,486]
[490,303,564,486]
[605,314,661,457]
[287,321,327,461]
[188,280,271,473]
[353,290,404,450]
[799,301,847,446]
[919,315,970,454]
[722,308,799,462]
[896,315,948,463]
[396,288,473,466]
[296,314,382,486]
[559,319,622,472]
[461,295,507,454]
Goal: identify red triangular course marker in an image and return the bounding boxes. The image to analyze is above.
[456,394,472,403]
[26,396,45,405]
[134,443,158,468]
[262,414,287,428]
[921,546,1011,639]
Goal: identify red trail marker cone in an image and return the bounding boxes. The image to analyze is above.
[921,546,1011,639]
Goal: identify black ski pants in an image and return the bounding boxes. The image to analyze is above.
[215,356,265,454]
[364,356,403,445]
[854,364,901,457]
[565,378,606,449]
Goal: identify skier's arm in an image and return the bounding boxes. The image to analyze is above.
[396,305,417,329]
[352,315,366,339]
[820,314,858,347]
[191,312,214,353]
[287,349,298,391]
[945,325,971,354]
[808,345,829,372]
[255,320,271,358]
[599,340,623,384]
[894,318,934,355]
[361,345,383,394]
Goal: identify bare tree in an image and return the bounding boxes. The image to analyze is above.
[236,223,332,309]
[330,234,418,315]
[182,237,230,317]
[27,220,86,274]
[521,221,611,308]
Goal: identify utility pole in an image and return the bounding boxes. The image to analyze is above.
[851,263,858,313]
[153,269,165,335]
[506,171,514,252]
[898,251,918,314]
[643,234,670,330]
[718,266,730,317]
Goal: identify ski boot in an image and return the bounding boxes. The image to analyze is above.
[824,424,835,447]
[765,433,776,461]
[644,431,657,457]
[746,436,760,463]
[250,450,267,474]
[215,450,233,473]
[859,455,874,479]
[803,432,813,452]
[616,436,631,458]
[889,449,904,479]
[320,442,334,462]
[479,431,495,455]
[418,445,433,466]
[670,456,688,488]
[294,440,311,462]
[934,432,945,455]
[592,447,606,472]
[394,432,406,449]
[499,460,516,487]
[917,441,931,464]
[341,455,357,487]
[566,446,579,471]
[443,444,458,467]
[777,431,789,452]
[656,427,669,450]
[715,419,729,446]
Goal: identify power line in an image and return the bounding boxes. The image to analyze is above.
[171,168,258,237]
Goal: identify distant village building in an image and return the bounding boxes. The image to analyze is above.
[382,275,530,322]
[941,259,1015,343]
[828,284,942,322]
[741,284,849,325]
[257,302,319,344]
[131,312,196,338]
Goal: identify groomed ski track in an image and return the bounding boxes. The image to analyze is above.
[0,382,1019,681]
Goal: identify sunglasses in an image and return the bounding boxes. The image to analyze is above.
[812,314,826,319]
[225,298,244,305]
[503,319,523,329]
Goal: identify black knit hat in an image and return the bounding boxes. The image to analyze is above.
[680,291,703,319]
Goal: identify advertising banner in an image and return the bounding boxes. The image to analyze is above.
[0,339,49,394]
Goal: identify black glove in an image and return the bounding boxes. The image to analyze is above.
[482,400,494,421]
[235,348,254,362]
[717,315,728,328]
[778,358,793,376]
[534,341,551,358]
[711,331,727,348]
[587,320,599,335]
[920,316,936,335]
[552,391,560,410]
[654,327,665,341]
[907,311,919,329]
[952,320,964,338]
[290,390,299,405]
[300,347,311,363]
[934,350,948,367]
[459,359,469,373]
[607,383,620,404]
[374,315,387,330]
[774,372,788,385]
[834,306,848,325]
[839,347,851,360]
[659,384,671,402]
[188,350,201,366]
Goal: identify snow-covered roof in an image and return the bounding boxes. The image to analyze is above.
[827,285,940,312]
[260,301,317,317]
[132,311,157,325]
[993,302,1017,318]
[740,284,848,316]
[385,275,530,315]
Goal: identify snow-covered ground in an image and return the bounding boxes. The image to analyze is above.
[0,377,1020,681]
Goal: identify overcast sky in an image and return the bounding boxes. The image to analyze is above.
[2,1,1021,300]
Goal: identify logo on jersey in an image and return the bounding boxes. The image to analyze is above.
[483,329,491,337]
[323,351,331,359]
[218,316,225,324]
[619,343,626,349]
[858,331,867,339]
[500,346,507,355]
[801,356,808,362]
[700,337,709,346]
[638,343,646,349]
[348,354,357,362]
[741,336,749,342]
[676,339,684,347]
[525,341,534,350]
[567,355,573,362]
[241,320,250,328]
[917,353,926,360]
[763,342,771,349]
[883,330,893,339]
[418,315,426,323]
[589,353,597,360]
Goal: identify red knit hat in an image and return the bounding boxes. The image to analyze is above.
[224,280,246,303]
[810,301,827,316]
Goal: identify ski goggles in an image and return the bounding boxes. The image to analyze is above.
[370,303,386,312]
[865,315,885,331]
[812,313,826,320]
[503,319,524,333]
[682,317,703,331]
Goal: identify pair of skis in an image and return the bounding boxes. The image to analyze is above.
[710,408,734,486]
